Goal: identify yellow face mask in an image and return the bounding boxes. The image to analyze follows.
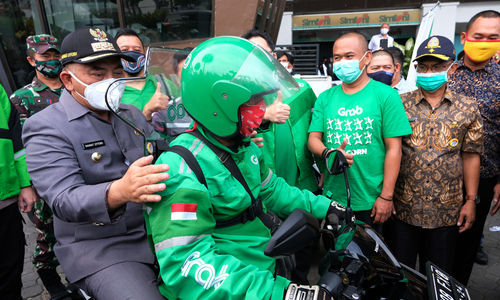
[463,33,500,62]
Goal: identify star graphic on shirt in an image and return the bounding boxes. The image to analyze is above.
[364,117,374,130]
[334,119,343,131]
[364,131,372,144]
[344,133,352,145]
[354,118,363,131]
[353,132,363,145]
[326,118,334,130]
[327,131,333,144]
[344,119,353,131]
[334,132,343,145]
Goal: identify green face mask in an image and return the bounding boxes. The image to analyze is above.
[35,59,62,78]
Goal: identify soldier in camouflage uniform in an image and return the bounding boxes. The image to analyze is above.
[10,34,72,300]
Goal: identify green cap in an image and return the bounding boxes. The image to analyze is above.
[26,34,60,54]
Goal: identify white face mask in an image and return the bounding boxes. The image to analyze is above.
[68,71,125,112]
[280,61,293,73]
[381,28,389,35]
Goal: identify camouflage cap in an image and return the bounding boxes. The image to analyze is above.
[26,34,61,54]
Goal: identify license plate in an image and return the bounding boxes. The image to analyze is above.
[426,262,470,300]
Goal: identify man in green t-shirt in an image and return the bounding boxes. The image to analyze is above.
[308,32,412,226]
[115,28,169,121]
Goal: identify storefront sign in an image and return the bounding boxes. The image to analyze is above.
[293,9,421,30]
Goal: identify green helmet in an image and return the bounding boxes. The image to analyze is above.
[181,36,299,138]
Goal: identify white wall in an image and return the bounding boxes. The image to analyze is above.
[422,2,459,41]
[456,1,500,23]
[276,11,293,45]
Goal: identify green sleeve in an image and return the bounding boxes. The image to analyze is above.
[381,89,412,138]
[5,89,31,187]
[258,158,330,220]
[146,152,289,299]
[308,89,327,133]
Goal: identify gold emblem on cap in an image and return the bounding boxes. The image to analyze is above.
[425,37,441,53]
[134,130,140,136]
[146,142,154,155]
[89,28,108,42]
[91,152,102,162]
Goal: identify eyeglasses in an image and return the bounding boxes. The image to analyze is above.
[415,62,453,73]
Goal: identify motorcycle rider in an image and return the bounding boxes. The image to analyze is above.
[144,36,347,299]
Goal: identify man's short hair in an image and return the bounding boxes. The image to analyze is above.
[386,47,404,66]
[115,28,144,47]
[371,49,394,65]
[275,50,294,65]
[241,29,275,52]
[466,10,500,32]
[334,32,368,52]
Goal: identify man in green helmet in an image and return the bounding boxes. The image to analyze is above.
[145,36,349,300]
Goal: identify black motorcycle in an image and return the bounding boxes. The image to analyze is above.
[265,151,470,300]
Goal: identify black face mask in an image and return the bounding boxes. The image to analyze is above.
[121,51,145,75]
[367,70,394,86]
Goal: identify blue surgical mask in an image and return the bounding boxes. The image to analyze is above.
[367,70,394,85]
[121,51,145,75]
[333,52,367,84]
[416,64,453,92]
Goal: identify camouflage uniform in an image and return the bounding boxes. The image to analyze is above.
[10,35,63,279]
[10,76,61,272]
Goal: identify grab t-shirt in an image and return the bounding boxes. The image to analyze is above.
[309,79,411,211]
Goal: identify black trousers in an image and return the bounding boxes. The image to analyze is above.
[384,218,458,274]
[452,177,497,285]
[0,201,25,300]
[354,209,383,233]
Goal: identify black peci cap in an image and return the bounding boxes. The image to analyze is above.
[414,35,456,62]
[60,27,134,66]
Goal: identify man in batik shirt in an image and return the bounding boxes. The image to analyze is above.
[387,36,483,274]
[448,10,500,285]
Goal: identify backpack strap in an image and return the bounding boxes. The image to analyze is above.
[186,130,275,229]
[164,144,207,189]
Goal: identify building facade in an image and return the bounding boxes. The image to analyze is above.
[276,0,500,65]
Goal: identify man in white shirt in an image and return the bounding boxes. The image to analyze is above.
[369,23,394,51]
[386,46,417,94]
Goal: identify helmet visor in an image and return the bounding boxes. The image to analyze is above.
[232,46,300,107]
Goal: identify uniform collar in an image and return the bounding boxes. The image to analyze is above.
[32,76,62,93]
[31,76,49,92]
[59,89,130,122]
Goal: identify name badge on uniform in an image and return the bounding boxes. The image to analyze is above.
[82,140,105,150]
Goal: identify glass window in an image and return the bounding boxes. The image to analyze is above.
[44,0,121,41]
[122,0,212,44]
[0,0,44,89]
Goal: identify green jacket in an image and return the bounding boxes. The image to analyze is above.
[1,84,31,200]
[145,127,331,299]
[257,78,318,191]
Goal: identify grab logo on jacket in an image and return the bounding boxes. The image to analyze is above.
[181,251,229,290]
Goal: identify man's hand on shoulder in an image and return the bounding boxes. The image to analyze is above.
[107,155,169,210]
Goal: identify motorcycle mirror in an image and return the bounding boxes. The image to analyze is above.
[264,209,319,257]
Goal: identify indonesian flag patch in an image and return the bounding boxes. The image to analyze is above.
[171,203,197,220]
